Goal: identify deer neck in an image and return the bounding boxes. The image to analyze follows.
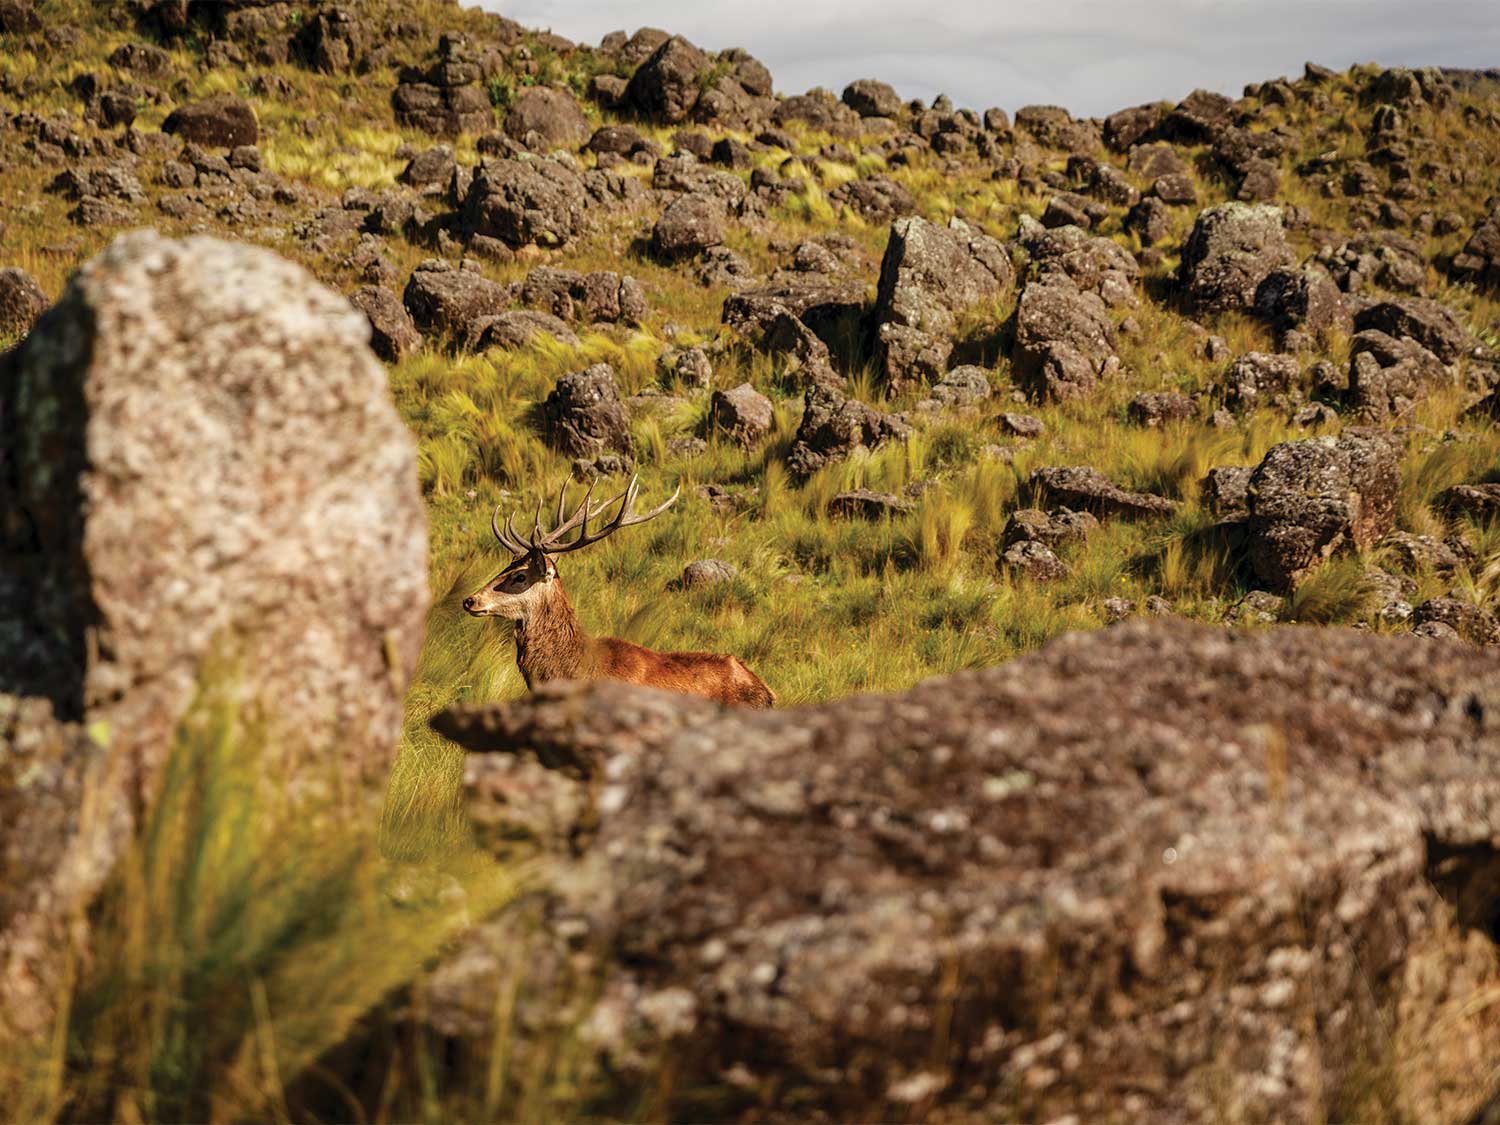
[514,579,591,688]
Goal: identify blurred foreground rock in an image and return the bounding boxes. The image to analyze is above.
[0,231,428,1044]
[432,622,1500,1123]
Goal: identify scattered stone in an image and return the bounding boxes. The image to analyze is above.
[462,157,588,249]
[1413,597,1500,646]
[293,4,367,73]
[653,193,726,261]
[1253,267,1350,343]
[1439,483,1500,521]
[519,267,646,325]
[660,345,712,389]
[786,384,910,480]
[1201,465,1255,513]
[1222,352,1301,411]
[679,559,738,589]
[1013,281,1116,402]
[1245,433,1400,590]
[997,412,1045,437]
[504,86,592,149]
[923,365,992,410]
[1000,539,1067,581]
[829,177,918,223]
[402,260,513,342]
[398,145,457,188]
[1030,466,1178,519]
[1127,391,1197,427]
[0,267,47,338]
[624,35,710,123]
[1353,297,1482,365]
[1125,197,1172,244]
[1225,590,1284,626]
[161,94,259,147]
[392,33,495,137]
[1347,329,1450,420]
[842,79,902,118]
[709,382,774,448]
[542,364,633,457]
[1017,216,1140,305]
[1001,507,1098,549]
[350,284,421,361]
[1383,532,1464,575]
[467,309,580,352]
[1452,204,1500,289]
[827,489,915,519]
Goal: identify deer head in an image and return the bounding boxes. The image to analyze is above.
[462,475,680,621]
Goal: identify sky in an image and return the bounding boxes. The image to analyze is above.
[480,0,1500,118]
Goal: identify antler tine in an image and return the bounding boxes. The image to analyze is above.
[554,477,569,531]
[544,474,681,555]
[531,494,543,545]
[533,477,597,553]
[504,508,532,554]
[492,504,532,558]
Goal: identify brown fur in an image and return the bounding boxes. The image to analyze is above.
[467,560,775,708]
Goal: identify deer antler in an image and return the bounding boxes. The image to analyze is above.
[490,475,680,558]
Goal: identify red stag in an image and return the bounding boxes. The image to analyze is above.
[463,476,775,708]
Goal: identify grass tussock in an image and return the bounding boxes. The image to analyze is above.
[4,675,523,1123]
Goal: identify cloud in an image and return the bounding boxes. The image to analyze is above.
[480,0,1500,116]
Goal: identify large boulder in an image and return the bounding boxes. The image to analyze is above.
[785,384,910,480]
[0,267,47,339]
[1012,281,1117,402]
[432,621,1500,1123]
[624,35,710,123]
[161,94,259,147]
[1178,202,1296,315]
[841,79,902,118]
[870,216,1013,389]
[652,193,726,261]
[541,364,633,457]
[1245,433,1400,590]
[0,233,428,1042]
[462,157,588,249]
[504,86,592,149]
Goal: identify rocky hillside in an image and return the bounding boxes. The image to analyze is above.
[5,0,1500,1119]
[4,1,1500,666]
